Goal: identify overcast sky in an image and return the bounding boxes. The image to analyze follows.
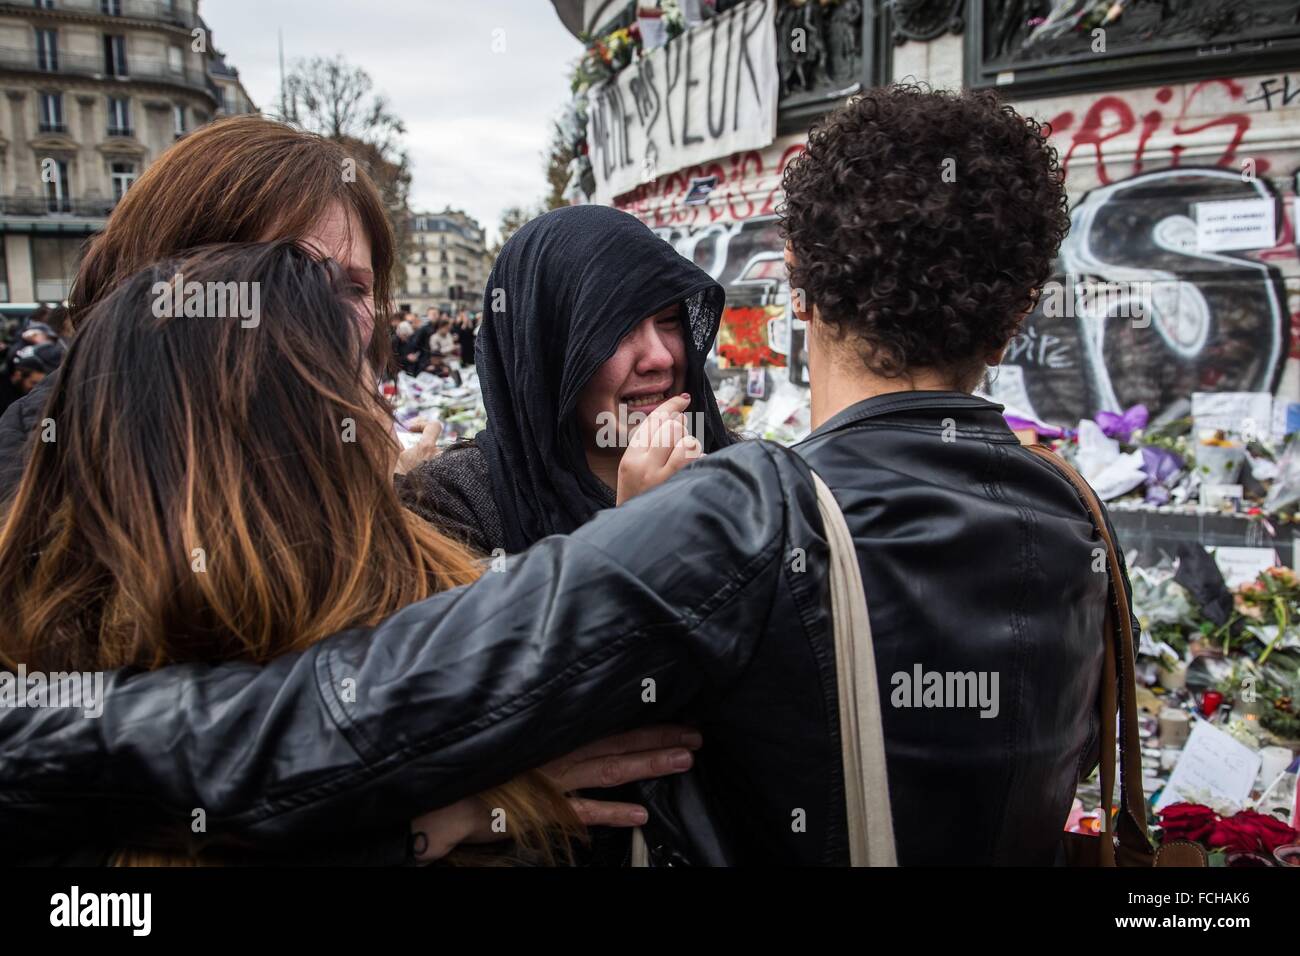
[202,0,581,242]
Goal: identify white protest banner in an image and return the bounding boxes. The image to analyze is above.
[586,0,778,205]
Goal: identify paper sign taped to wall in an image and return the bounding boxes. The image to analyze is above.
[1155,719,1262,812]
[1195,198,1276,252]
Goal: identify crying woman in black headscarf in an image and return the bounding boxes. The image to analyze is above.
[399,205,731,556]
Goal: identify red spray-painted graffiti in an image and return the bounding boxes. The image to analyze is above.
[616,142,805,229]
[1048,78,1266,184]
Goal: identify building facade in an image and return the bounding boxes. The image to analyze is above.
[0,0,255,303]
[400,207,491,315]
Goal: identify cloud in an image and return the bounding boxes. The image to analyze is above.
[202,0,582,242]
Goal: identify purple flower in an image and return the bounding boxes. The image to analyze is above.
[1094,404,1149,443]
[1140,445,1183,503]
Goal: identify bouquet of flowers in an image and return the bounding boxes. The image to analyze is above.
[1158,802,1298,858]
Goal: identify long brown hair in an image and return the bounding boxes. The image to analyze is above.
[0,245,581,863]
[69,114,395,370]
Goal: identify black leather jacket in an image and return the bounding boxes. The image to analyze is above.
[0,391,1115,865]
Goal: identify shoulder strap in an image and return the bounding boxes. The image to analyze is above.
[810,470,898,867]
[1025,445,1155,866]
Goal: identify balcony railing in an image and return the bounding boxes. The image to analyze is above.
[0,195,116,218]
[37,121,67,134]
[106,124,134,137]
[2,0,198,30]
[0,46,212,97]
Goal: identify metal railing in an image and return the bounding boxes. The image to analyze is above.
[0,46,211,97]
[2,0,198,30]
[0,195,116,217]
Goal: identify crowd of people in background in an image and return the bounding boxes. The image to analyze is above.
[390,306,479,383]
[0,304,69,417]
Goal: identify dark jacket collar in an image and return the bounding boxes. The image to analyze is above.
[802,389,1008,443]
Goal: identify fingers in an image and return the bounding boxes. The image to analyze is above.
[556,725,703,766]
[549,746,695,793]
[629,393,691,449]
[567,798,649,828]
[667,433,703,471]
[394,420,443,475]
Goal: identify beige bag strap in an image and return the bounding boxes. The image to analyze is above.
[630,827,648,867]
[811,470,898,867]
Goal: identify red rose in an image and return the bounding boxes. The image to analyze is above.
[1158,803,1217,844]
[1216,809,1299,854]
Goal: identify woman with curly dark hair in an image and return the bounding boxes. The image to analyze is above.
[2,87,1140,867]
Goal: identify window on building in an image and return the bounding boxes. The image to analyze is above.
[110,160,136,202]
[173,104,186,136]
[420,266,427,277]
[0,239,9,302]
[33,236,79,301]
[35,28,58,71]
[168,45,183,74]
[42,158,70,213]
[104,34,127,77]
[440,267,448,280]
[38,92,63,133]
[421,282,429,295]
[35,0,56,10]
[106,95,131,135]
[100,0,123,14]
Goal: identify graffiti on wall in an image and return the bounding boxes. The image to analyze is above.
[996,168,1291,426]
[618,76,1300,410]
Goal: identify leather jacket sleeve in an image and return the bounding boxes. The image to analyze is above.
[0,440,821,858]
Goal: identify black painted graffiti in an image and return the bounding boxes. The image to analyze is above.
[589,0,771,183]
[1246,75,1300,110]
[999,168,1289,426]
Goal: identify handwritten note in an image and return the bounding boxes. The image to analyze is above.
[1155,719,1262,812]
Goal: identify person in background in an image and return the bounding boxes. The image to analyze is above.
[455,310,476,366]
[393,317,423,376]
[430,318,456,358]
[0,341,64,417]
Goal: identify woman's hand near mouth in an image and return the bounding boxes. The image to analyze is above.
[616,393,702,505]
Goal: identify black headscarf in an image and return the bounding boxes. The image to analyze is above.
[475,205,730,552]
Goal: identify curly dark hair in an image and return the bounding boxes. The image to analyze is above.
[780,83,1070,382]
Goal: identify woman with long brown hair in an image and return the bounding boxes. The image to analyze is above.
[0,116,699,864]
